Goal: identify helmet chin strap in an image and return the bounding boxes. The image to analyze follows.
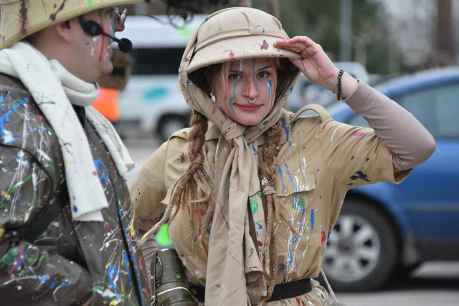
[78,17,132,53]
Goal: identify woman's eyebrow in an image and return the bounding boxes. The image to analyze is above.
[256,65,272,71]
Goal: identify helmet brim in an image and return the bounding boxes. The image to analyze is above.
[186,33,300,73]
[0,0,142,49]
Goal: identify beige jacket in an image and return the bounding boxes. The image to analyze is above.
[132,88,408,305]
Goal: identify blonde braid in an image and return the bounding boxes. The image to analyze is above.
[142,111,209,242]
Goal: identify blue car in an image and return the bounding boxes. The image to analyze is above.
[322,67,459,291]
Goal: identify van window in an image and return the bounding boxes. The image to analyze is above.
[131,48,185,75]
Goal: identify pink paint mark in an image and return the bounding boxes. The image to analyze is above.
[321,231,327,245]
[228,50,235,60]
[352,130,367,137]
[97,24,109,63]
[260,40,269,50]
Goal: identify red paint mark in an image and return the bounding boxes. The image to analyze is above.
[352,130,367,137]
[321,230,327,245]
[92,171,98,176]
[97,28,108,63]
[260,39,269,50]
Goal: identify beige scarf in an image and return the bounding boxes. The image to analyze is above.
[177,32,294,305]
[0,42,134,222]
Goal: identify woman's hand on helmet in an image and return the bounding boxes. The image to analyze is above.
[274,36,340,92]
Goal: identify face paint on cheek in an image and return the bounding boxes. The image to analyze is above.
[97,32,108,63]
[267,79,273,100]
[94,22,113,63]
[88,38,98,57]
[227,76,238,113]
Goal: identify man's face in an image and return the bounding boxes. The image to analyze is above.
[212,58,278,126]
[71,7,126,82]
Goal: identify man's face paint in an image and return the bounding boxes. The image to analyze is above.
[79,8,122,80]
[213,58,278,126]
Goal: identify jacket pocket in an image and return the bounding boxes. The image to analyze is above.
[272,155,323,280]
[275,152,316,197]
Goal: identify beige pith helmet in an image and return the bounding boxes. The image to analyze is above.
[0,0,143,49]
[185,6,300,74]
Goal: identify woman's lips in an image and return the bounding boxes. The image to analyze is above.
[234,104,262,112]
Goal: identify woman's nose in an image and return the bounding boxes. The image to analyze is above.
[243,77,259,100]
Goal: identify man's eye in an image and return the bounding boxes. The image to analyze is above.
[257,71,271,79]
[228,73,242,81]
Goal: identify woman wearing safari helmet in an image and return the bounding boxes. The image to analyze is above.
[132,7,435,306]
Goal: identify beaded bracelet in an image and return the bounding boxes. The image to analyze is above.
[336,69,345,101]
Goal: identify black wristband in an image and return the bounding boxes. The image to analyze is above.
[336,69,345,101]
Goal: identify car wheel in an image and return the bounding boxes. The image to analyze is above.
[323,198,398,291]
[157,114,188,142]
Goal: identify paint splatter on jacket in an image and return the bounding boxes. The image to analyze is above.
[132,88,410,305]
[0,74,150,306]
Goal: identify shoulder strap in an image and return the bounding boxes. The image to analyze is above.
[290,103,331,123]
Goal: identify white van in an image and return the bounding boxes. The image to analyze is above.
[118,15,206,140]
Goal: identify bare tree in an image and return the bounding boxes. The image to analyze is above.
[238,0,252,6]
[266,0,280,18]
[432,0,457,66]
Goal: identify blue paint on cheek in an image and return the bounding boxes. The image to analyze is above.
[228,79,238,112]
[267,80,273,98]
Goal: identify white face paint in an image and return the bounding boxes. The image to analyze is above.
[212,58,278,126]
[73,9,118,81]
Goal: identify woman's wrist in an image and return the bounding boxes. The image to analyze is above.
[323,69,358,99]
[340,72,359,99]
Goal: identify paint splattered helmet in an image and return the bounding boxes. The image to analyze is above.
[0,0,142,49]
[185,6,300,74]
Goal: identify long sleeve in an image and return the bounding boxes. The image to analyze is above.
[0,145,92,305]
[131,141,169,235]
[345,82,436,171]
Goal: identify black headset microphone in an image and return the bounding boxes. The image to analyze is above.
[79,19,132,53]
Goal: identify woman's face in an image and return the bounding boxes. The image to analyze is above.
[212,58,278,126]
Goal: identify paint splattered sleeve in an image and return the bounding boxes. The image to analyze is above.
[0,145,93,305]
[321,82,435,188]
[345,82,436,171]
[322,120,409,187]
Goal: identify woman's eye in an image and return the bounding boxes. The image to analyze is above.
[257,71,271,79]
[228,73,242,81]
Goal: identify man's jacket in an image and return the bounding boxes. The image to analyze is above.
[0,74,150,305]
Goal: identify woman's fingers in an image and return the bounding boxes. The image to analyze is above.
[274,37,321,58]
